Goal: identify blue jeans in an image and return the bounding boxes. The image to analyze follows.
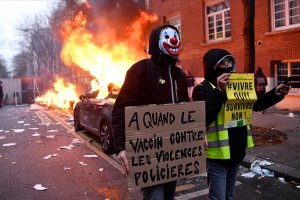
[141,181,177,200]
[207,159,240,200]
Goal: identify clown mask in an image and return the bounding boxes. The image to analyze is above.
[158,27,181,58]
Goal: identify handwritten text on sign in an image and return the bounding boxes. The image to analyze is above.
[225,73,257,128]
[125,101,206,188]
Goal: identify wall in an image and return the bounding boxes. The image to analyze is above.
[0,78,22,105]
[149,0,300,111]
[255,0,300,77]
[149,0,247,76]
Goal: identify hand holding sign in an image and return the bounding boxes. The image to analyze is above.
[217,73,230,92]
[118,150,130,175]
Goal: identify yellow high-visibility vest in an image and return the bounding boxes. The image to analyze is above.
[206,83,255,159]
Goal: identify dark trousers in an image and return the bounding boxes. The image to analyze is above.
[141,181,177,200]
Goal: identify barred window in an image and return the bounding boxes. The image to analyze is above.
[206,0,231,41]
[276,60,300,93]
[272,0,300,31]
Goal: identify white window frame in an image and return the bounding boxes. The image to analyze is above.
[271,0,300,31]
[166,15,182,37]
[205,1,231,42]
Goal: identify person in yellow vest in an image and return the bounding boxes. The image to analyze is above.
[192,48,290,200]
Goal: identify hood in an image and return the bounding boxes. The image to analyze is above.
[203,48,235,84]
[148,25,180,67]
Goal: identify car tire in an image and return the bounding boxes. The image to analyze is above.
[99,120,114,154]
[74,109,83,131]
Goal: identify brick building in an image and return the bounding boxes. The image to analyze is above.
[146,0,300,111]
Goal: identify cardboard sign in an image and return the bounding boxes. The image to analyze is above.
[125,101,206,188]
[224,73,257,128]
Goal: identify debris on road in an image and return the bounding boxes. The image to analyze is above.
[43,154,58,160]
[3,143,16,147]
[250,160,274,177]
[47,130,58,133]
[13,129,25,133]
[79,161,87,166]
[241,172,257,178]
[33,184,48,191]
[84,154,98,158]
[278,177,287,184]
[58,144,75,150]
[72,138,84,144]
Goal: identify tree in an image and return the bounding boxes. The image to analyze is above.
[12,51,30,77]
[16,15,61,77]
[0,56,9,78]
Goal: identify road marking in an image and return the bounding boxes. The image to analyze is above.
[176,188,209,200]
[42,109,126,175]
[35,111,54,125]
[176,184,197,192]
[175,181,241,200]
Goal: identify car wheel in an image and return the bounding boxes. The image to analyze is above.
[74,109,83,131]
[99,120,114,154]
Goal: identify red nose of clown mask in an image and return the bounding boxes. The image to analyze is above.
[158,27,181,58]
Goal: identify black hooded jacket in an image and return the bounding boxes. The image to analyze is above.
[112,25,189,154]
[193,48,284,164]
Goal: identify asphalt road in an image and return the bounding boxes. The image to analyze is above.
[0,104,299,200]
[0,105,141,200]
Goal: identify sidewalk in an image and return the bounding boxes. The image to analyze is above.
[242,107,300,182]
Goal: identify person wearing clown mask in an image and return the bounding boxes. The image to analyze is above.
[112,25,189,200]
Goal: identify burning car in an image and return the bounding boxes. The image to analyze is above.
[73,84,119,154]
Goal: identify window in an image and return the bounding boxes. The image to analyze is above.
[272,0,300,31]
[166,15,182,37]
[275,60,300,93]
[206,0,231,41]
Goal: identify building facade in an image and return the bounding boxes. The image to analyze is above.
[148,0,300,111]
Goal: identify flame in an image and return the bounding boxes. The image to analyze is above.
[61,10,157,98]
[36,3,157,109]
[36,77,79,109]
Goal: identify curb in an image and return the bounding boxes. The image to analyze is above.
[241,155,300,182]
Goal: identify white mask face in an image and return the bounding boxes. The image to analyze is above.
[158,27,181,58]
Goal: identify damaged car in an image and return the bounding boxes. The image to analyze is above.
[73,84,119,154]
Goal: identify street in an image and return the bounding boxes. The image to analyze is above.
[0,104,299,200]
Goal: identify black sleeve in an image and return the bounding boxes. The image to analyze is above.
[253,88,284,111]
[0,86,3,96]
[112,64,143,154]
[192,82,228,126]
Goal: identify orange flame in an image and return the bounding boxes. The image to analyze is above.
[61,10,157,98]
[36,77,78,109]
[36,3,157,109]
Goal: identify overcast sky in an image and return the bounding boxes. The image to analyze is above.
[0,0,57,70]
